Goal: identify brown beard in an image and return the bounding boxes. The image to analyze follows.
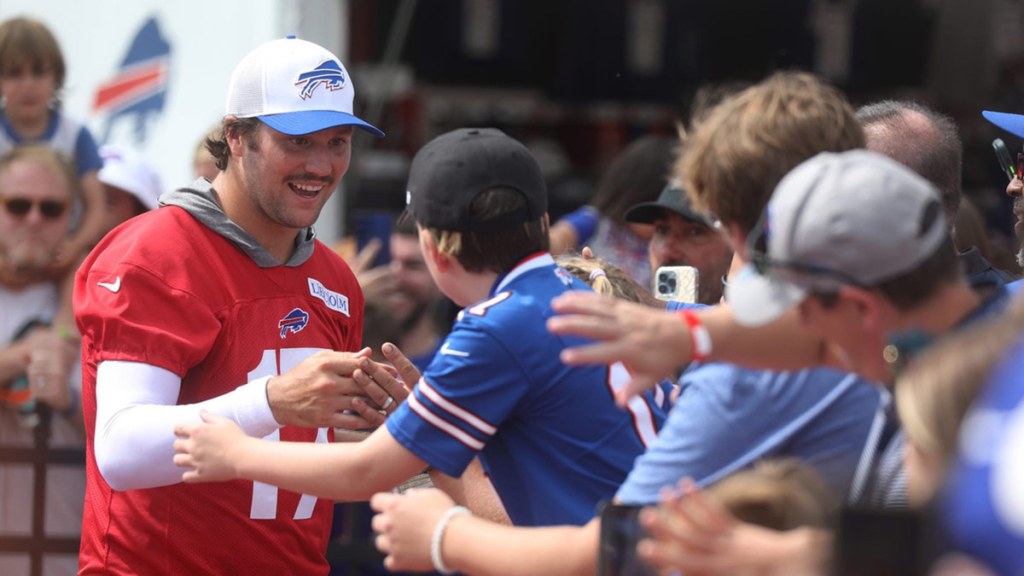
[399,299,432,333]
[6,242,55,273]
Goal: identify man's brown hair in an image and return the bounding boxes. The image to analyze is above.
[205,117,262,171]
[678,71,864,235]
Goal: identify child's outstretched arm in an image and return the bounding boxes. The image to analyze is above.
[173,409,429,502]
[58,170,106,265]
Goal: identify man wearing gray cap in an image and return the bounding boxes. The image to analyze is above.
[623,183,732,305]
[727,149,1008,383]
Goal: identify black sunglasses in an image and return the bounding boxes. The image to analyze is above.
[1,197,68,219]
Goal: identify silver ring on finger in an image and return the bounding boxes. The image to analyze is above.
[382,396,395,410]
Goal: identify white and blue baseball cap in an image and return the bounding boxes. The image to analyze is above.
[225,36,384,137]
[983,110,1024,138]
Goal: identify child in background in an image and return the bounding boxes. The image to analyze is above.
[556,251,664,309]
[704,458,835,532]
[0,17,105,273]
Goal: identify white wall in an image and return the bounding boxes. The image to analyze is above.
[0,0,350,242]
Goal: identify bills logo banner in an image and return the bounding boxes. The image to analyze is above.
[92,16,170,144]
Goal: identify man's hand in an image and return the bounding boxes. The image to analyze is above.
[26,327,78,412]
[173,410,249,483]
[547,291,689,404]
[266,348,393,429]
[346,342,418,429]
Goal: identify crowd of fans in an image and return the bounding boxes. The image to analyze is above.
[2,12,1024,576]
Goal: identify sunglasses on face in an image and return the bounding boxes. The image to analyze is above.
[1,196,68,219]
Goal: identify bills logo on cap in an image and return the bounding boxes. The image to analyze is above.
[278,308,310,338]
[295,60,346,100]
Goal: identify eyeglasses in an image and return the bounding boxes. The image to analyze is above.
[1,197,68,219]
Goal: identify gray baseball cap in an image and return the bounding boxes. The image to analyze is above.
[726,149,947,326]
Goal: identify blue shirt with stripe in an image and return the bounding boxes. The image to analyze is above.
[386,253,669,527]
[613,301,884,505]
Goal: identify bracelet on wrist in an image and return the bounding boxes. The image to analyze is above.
[431,505,471,575]
[678,309,713,362]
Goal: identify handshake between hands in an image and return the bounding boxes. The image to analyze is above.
[172,342,419,483]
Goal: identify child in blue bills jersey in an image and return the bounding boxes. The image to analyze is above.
[173,127,669,529]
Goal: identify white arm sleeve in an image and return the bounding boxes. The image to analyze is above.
[94,360,282,491]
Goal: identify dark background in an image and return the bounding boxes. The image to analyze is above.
[341,0,1024,267]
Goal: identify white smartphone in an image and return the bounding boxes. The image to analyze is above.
[653,265,699,303]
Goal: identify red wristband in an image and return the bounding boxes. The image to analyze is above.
[678,309,713,362]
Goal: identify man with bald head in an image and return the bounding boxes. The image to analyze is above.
[856,100,1017,293]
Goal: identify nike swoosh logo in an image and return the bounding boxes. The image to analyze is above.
[97,277,122,293]
[440,342,470,357]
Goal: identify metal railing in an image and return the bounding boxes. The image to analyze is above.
[0,407,385,576]
[0,407,84,576]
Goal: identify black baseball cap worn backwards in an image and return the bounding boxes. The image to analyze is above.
[404,128,547,232]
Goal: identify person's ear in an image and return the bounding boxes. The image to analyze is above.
[419,228,451,272]
[726,223,747,258]
[224,117,248,157]
[838,285,886,332]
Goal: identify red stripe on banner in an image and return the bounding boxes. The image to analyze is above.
[92,62,166,112]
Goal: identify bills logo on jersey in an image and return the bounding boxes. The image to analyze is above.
[278,308,310,338]
[295,60,345,100]
[554,267,574,287]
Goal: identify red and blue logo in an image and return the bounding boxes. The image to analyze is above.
[92,16,170,144]
[295,60,345,100]
[278,308,310,338]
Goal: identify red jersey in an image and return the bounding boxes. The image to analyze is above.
[74,206,363,575]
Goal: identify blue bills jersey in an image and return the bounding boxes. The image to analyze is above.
[386,253,668,527]
[943,335,1024,575]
